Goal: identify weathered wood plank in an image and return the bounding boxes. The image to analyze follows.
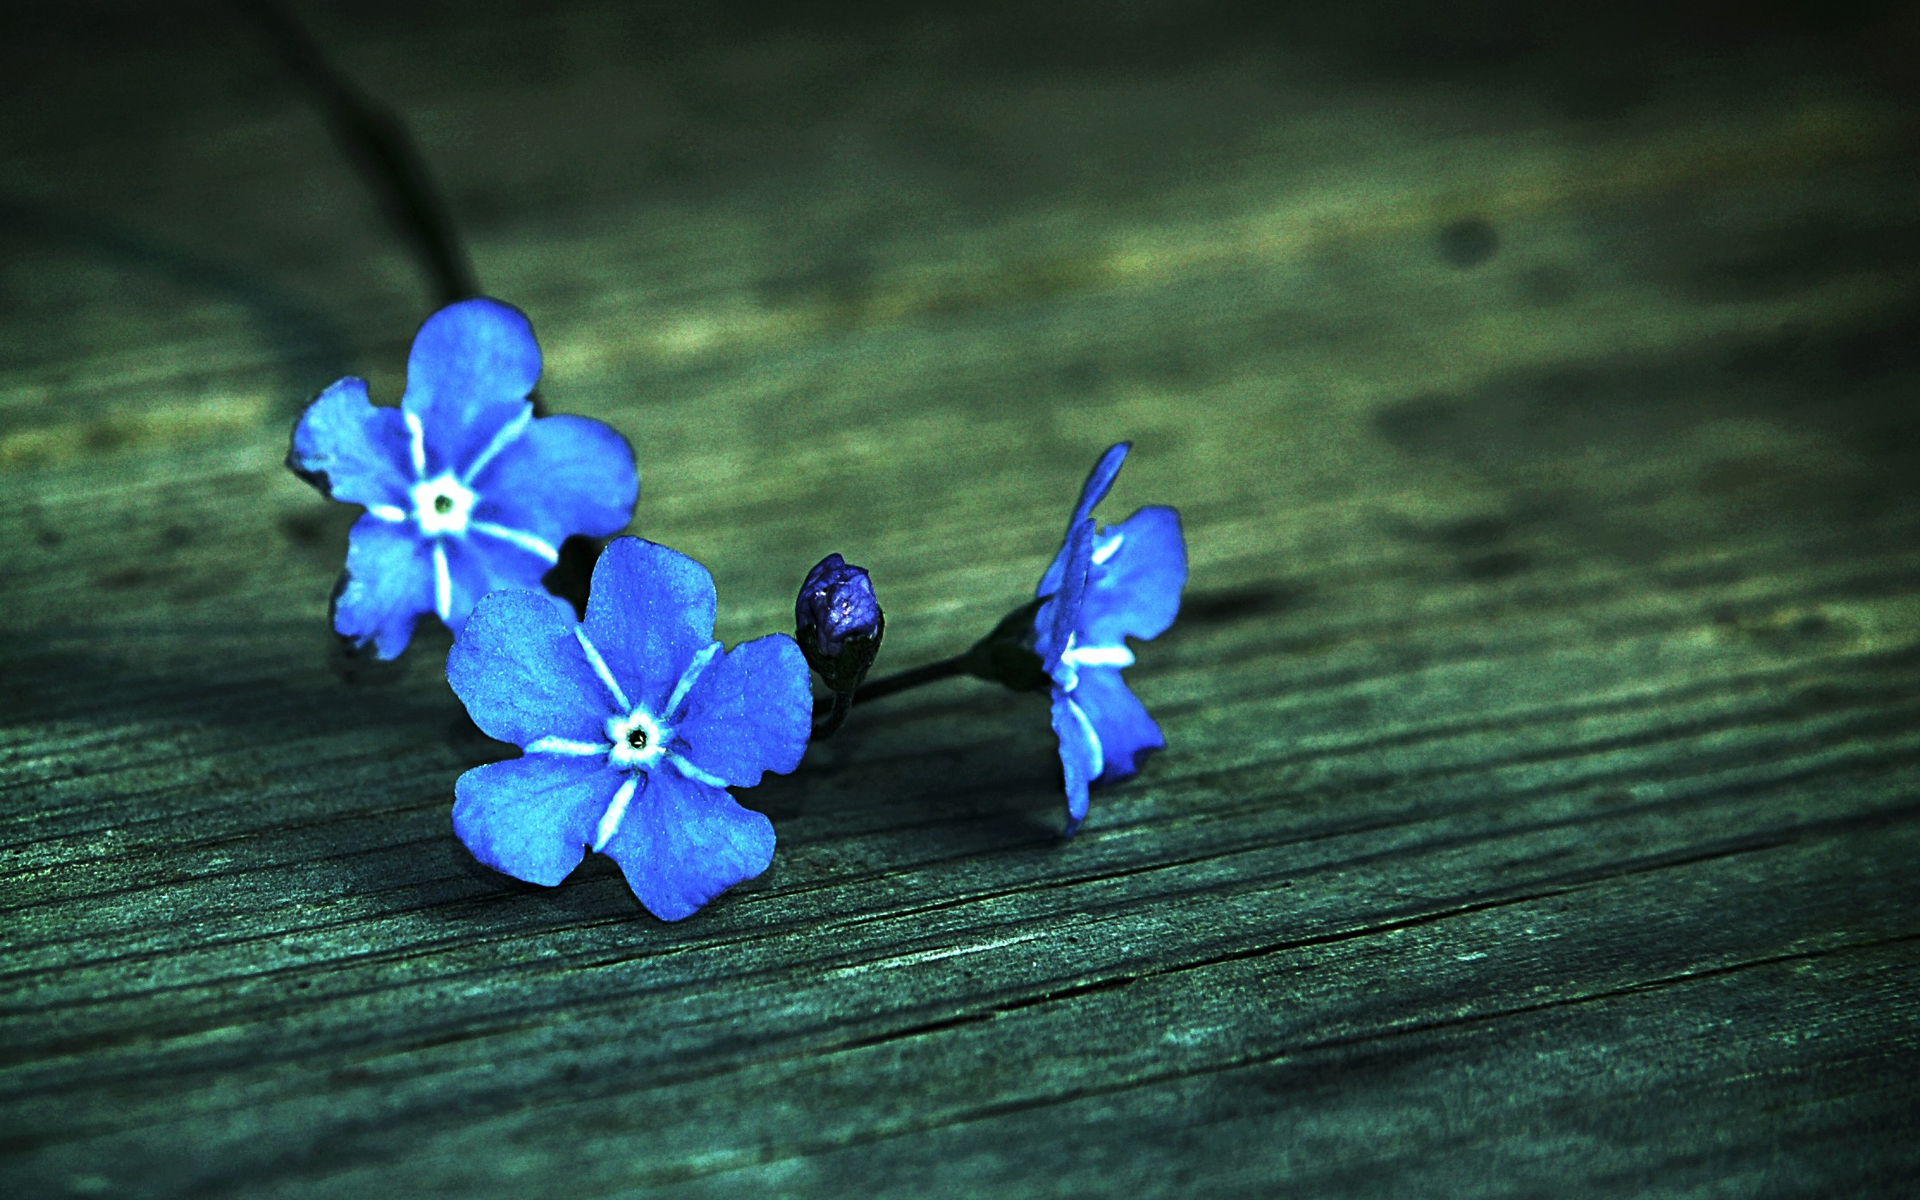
[4,2,1919,1196]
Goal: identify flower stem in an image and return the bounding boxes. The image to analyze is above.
[810,651,974,735]
[852,653,973,704]
[239,0,479,307]
[813,690,856,738]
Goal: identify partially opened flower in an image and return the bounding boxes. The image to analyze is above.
[447,537,811,920]
[1035,443,1187,833]
[288,297,638,659]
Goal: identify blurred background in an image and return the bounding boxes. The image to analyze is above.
[7,3,1917,590]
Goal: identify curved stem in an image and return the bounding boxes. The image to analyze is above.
[238,0,479,307]
[809,652,975,730]
[853,653,975,704]
[813,690,855,739]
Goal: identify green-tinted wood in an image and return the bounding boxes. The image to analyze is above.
[3,3,1918,1196]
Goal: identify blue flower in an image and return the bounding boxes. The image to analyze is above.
[446,537,811,920]
[1035,443,1187,833]
[288,297,638,659]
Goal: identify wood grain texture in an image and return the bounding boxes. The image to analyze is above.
[4,2,1919,1196]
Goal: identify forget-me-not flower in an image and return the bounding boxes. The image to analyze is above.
[288,297,638,659]
[447,537,811,920]
[1035,442,1187,833]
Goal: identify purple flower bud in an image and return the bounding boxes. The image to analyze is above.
[796,554,883,658]
[796,554,885,723]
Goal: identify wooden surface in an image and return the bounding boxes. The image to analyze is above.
[4,3,1920,1195]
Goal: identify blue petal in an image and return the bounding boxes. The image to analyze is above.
[675,634,812,786]
[581,538,718,710]
[1070,442,1131,530]
[1072,667,1165,782]
[448,587,615,747]
[442,533,565,635]
[1050,686,1103,834]
[1079,505,1187,647]
[1037,517,1095,673]
[333,514,432,659]
[599,769,775,921]
[288,377,413,509]
[453,754,617,886]
[472,413,638,546]
[401,298,542,474]
[1039,442,1131,596]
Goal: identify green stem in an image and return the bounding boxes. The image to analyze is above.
[852,653,974,705]
[810,652,975,733]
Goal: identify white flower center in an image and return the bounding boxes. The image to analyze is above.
[412,472,477,536]
[605,707,668,770]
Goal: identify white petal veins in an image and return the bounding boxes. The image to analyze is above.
[574,626,632,711]
[470,521,560,564]
[593,777,638,851]
[432,543,453,621]
[1066,694,1107,777]
[666,753,728,789]
[461,406,533,485]
[525,736,608,757]
[664,641,723,718]
[404,411,429,479]
[1063,643,1135,669]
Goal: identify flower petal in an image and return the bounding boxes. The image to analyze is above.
[1037,517,1095,672]
[472,413,638,545]
[400,298,542,473]
[1039,442,1130,597]
[599,770,775,921]
[448,587,615,747]
[453,754,617,886]
[440,533,568,636]
[1050,686,1104,834]
[1070,442,1131,529]
[581,538,719,710]
[332,514,433,659]
[288,376,414,508]
[675,633,812,787]
[1079,505,1188,647]
[1071,667,1165,782]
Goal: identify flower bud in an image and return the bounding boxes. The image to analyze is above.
[795,554,885,697]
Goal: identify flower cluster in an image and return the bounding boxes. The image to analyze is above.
[290,299,1186,918]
